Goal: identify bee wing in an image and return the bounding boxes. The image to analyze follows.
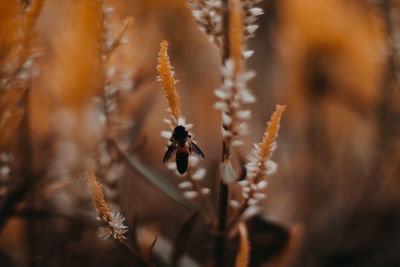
[188,140,205,159]
[163,144,176,163]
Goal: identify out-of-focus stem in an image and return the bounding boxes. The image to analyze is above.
[215,0,231,266]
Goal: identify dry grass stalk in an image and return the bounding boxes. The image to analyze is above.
[157,40,181,124]
[87,163,127,241]
[258,105,286,168]
[228,105,286,230]
[87,163,151,266]
[235,222,250,267]
[157,40,211,216]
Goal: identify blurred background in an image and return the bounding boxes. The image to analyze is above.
[1,0,400,266]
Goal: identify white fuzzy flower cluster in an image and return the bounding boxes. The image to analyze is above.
[246,143,277,180]
[99,3,134,120]
[230,179,267,208]
[92,1,134,209]
[171,156,209,200]
[0,54,37,92]
[103,65,134,118]
[100,5,116,57]
[241,0,264,40]
[189,0,223,47]
[98,210,128,241]
[214,59,255,143]
[0,153,12,198]
[189,0,263,48]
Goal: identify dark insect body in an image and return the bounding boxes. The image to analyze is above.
[163,125,205,174]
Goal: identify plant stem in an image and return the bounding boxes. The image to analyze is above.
[215,0,231,266]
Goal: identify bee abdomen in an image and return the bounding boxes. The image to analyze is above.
[176,151,189,174]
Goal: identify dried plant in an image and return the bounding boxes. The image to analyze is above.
[229,105,286,229]
[91,0,134,211]
[0,0,395,266]
[157,40,212,217]
[87,163,128,241]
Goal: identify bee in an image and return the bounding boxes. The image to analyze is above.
[163,125,205,174]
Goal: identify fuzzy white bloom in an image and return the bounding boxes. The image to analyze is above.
[183,191,198,199]
[230,200,240,208]
[242,0,264,40]
[98,211,128,241]
[243,50,254,59]
[167,162,176,170]
[215,59,255,143]
[192,168,206,181]
[254,193,266,200]
[201,188,210,195]
[0,166,10,179]
[188,0,223,47]
[256,180,267,189]
[179,181,193,189]
[161,131,172,139]
[232,140,244,146]
[248,198,258,206]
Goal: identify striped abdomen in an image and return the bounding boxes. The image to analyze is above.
[176,146,189,174]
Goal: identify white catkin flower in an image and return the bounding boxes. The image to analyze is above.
[254,193,266,200]
[201,188,210,195]
[161,131,172,139]
[256,180,268,189]
[179,181,193,189]
[265,160,277,175]
[222,112,232,126]
[242,186,251,193]
[232,140,244,146]
[215,60,255,141]
[189,0,223,47]
[214,101,228,111]
[221,161,237,184]
[242,0,264,39]
[248,198,258,206]
[237,110,251,119]
[192,168,206,181]
[230,200,240,208]
[167,162,176,170]
[183,191,198,199]
[189,155,199,166]
[243,50,254,59]
[0,166,10,178]
[98,211,128,241]
[238,180,249,187]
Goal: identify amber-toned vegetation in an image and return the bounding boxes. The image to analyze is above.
[0,0,400,266]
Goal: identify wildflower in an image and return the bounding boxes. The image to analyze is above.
[87,163,127,241]
[189,0,223,47]
[230,105,285,214]
[157,41,212,216]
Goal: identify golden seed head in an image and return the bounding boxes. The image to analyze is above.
[157,40,181,123]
